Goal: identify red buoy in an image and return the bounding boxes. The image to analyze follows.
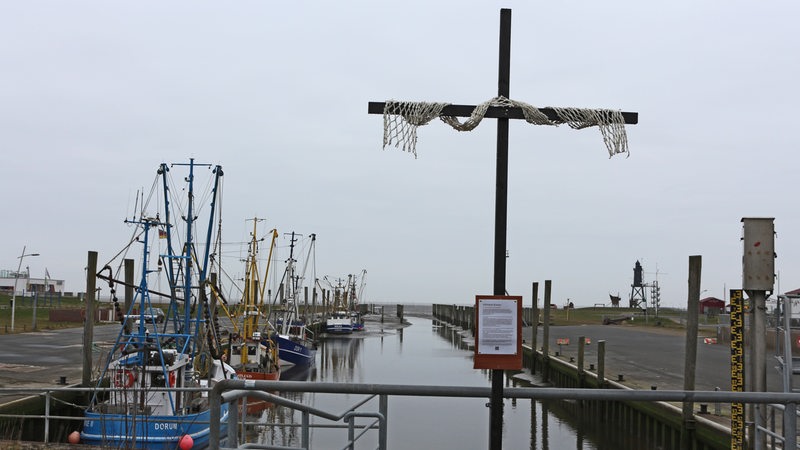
[68,431,80,444]
[179,434,194,450]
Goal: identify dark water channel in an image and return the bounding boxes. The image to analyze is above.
[244,316,647,450]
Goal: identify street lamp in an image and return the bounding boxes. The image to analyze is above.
[11,245,39,332]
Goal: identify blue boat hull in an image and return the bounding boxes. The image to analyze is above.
[80,404,229,449]
[273,334,315,367]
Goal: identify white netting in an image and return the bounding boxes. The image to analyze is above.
[382,96,629,158]
[382,101,449,156]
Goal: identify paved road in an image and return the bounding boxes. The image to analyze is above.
[0,311,411,397]
[523,324,784,392]
[0,317,787,400]
[0,324,120,397]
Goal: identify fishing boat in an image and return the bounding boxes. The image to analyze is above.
[326,310,354,334]
[323,271,366,334]
[80,159,235,449]
[267,232,317,367]
[325,278,353,334]
[227,219,280,413]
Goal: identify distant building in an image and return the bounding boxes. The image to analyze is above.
[781,289,800,326]
[699,297,725,314]
[0,269,65,295]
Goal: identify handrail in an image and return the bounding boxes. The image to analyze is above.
[222,388,376,422]
[212,379,800,403]
[208,379,800,450]
[5,382,800,449]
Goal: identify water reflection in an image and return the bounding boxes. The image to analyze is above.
[318,336,362,382]
[237,317,646,450]
[282,362,315,382]
[531,396,537,450]
[541,401,550,450]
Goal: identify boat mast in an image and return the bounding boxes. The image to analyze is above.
[198,164,223,283]
[258,228,278,306]
[159,158,222,358]
[158,163,178,319]
[183,159,195,343]
[197,164,224,358]
[282,231,298,336]
[358,270,367,309]
[296,233,316,319]
[242,218,263,342]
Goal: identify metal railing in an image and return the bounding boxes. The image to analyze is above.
[209,380,800,450]
[225,387,386,450]
[766,295,800,450]
[3,382,800,449]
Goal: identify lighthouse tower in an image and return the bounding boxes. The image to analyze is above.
[629,260,647,309]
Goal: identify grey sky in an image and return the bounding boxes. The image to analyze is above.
[2,1,799,308]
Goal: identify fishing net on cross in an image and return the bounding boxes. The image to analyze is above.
[381,96,630,158]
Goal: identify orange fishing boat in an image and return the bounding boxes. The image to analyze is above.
[228,219,281,413]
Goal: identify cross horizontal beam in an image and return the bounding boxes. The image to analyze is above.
[368,101,638,125]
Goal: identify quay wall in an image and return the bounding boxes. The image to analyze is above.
[432,303,730,450]
[0,389,84,444]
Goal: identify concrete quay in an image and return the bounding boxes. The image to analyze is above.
[521,323,784,393]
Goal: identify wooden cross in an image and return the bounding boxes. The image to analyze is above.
[368,9,638,450]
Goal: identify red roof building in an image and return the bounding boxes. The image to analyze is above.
[699,297,725,314]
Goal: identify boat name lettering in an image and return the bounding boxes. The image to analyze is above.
[154,422,178,431]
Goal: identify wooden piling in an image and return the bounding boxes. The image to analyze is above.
[578,336,586,388]
[682,255,701,449]
[531,282,539,374]
[124,258,134,317]
[542,280,552,383]
[598,340,606,387]
[82,251,97,390]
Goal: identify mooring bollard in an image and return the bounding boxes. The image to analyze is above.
[651,385,657,390]
[597,340,606,387]
[699,404,709,414]
[617,374,624,382]
[589,363,595,371]
[59,376,67,385]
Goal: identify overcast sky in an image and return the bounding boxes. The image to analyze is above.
[2,1,799,308]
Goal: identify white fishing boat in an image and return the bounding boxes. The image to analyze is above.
[323,271,366,334]
[79,159,235,449]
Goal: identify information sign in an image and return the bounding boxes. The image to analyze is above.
[474,295,522,370]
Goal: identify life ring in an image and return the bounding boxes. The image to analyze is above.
[168,371,176,387]
[114,370,135,388]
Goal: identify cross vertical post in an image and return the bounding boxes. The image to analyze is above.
[489,8,512,450]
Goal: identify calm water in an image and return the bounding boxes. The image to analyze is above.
[243,316,641,449]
